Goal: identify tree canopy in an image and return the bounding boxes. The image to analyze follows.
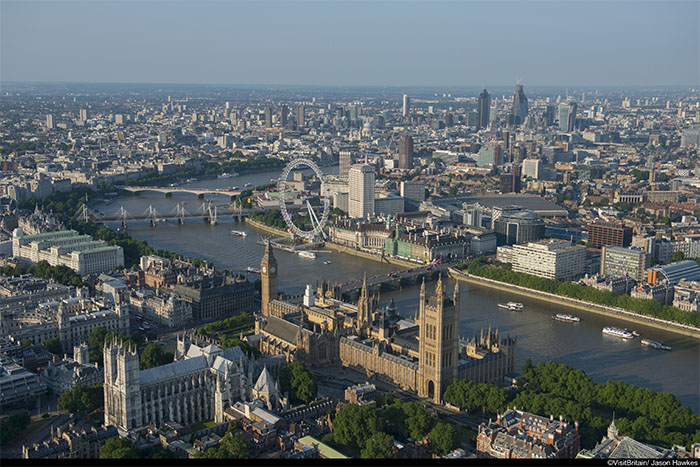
[361,432,394,458]
[42,337,63,355]
[57,384,104,418]
[279,361,317,405]
[458,258,700,327]
[139,343,173,370]
[429,422,460,456]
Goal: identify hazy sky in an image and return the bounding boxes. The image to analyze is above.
[1,1,698,87]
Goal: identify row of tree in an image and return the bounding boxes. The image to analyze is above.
[122,155,285,187]
[0,410,30,446]
[459,258,700,327]
[99,437,176,459]
[325,396,461,458]
[1,260,85,287]
[442,359,700,450]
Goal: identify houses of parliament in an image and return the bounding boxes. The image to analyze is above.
[252,241,516,403]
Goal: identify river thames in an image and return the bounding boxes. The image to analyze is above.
[93,168,700,412]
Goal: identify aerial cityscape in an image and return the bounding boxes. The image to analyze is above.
[1,0,699,463]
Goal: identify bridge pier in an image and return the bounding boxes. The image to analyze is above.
[165,192,172,197]
[150,219,157,228]
[197,194,205,199]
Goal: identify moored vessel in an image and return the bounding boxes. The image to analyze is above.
[553,313,581,322]
[230,230,247,237]
[641,338,671,350]
[602,326,635,339]
[498,302,524,311]
[298,251,317,259]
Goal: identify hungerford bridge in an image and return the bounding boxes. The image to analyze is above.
[75,202,261,228]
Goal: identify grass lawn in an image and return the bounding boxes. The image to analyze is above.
[190,420,217,433]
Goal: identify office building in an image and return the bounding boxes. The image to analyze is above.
[12,229,124,275]
[600,247,649,282]
[22,424,118,459]
[558,102,578,132]
[0,361,47,410]
[339,151,353,179]
[499,165,522,193]
[280,104,288,127]
[522,158,543,179]
[497,239,586,281]
[477,143,503,168]
[492,207,545,245]
[402,94,410,118]
[478,89,490,129]
[512,84,529,125]
[79,109,87,122]
[348,164,375,219]
[400,180,425,202]
[264,106,272,128]
[397,134,414,170]
[170,275,255,322]
[477,409,580,459]
[46,114,54,130]
[587,222,632,249]
[296,104,305,128]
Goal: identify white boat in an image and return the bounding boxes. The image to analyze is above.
[230,230,247,237]
[218,173,233,179]
[640,338,671,350]
[324,260,332,265]
[298,251,317,259]
[498,302,523,311]
[186,178,198,183]
[244,183,252,187]
[553,313,581,322]
[602,326,635,339]
[626,329,640,338]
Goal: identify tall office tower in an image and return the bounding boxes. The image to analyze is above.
[545,104,557,126]
[512,84,529,125]
[417,277,460,404]
[477,89,490,129]
[402,94,410,118]
[348,164,375,219]
[339,151,353,179]
[260,240,278,316]
[264,106,272,128]
[558,102,578,132]
[46,114,54,129]
[397,134,414,170]
[79,109,88,122]
[280,104,288,127]
[348,105,359,127]
[296,104,305,129]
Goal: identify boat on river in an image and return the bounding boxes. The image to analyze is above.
[602,326,635,339]
[498,302,523,311]
[641,338,671,350]
[553,313,581,322]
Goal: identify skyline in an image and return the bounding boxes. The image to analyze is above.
[2,1,699,87]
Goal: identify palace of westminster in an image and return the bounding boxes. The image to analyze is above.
[103,242,515,431]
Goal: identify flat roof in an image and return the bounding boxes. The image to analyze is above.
[297,436,348,459]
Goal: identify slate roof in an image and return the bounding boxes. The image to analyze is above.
[140,355,208,386]
[263,315,300,344]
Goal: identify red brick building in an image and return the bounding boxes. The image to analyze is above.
[477,408,580,459]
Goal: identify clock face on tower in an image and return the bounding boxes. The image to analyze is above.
[270,266,276,274]
[262,266,267,274]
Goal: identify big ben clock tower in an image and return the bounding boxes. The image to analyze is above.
[260,240,278,316]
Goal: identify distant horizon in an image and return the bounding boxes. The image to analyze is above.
[2,80,697,90]
[2,1,697,87]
